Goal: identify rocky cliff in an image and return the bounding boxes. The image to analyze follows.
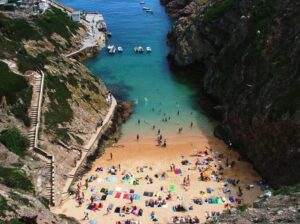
[162,0,300,187]
[0,7,110,222]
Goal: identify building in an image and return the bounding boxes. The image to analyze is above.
[71,11,80,22]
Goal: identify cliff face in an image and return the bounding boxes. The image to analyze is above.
[210,190,300,224]
[0,7,109,222]
[163,0,300,187]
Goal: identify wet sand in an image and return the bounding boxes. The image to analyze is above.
[54,134,262,223]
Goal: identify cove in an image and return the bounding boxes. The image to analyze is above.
[60,0,215,139]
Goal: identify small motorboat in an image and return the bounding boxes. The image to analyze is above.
[142,7,150,10]
[146,47,152,53]
[145,9,153,14]
[138,46,144,53]
[134,47,139,53]
[140,1,145,4]
[107,45,114,51]
[107,32,112,38]
[117,46,123,52]
[109,45,116,54]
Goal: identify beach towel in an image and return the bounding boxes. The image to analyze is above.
[115,186,122,192]
[114,207,121,213]
[108,190,113,195]
[115,192,122,199]
[105,177,117,184]
[87,204,94,210]
[107,203,114,210]
[101,195,107,201]
[174,169,182,175]
[207,188,215,194]
[123,193,130,199]
[133,194,141,200]
[223,188,231,194]
[170,184,176,192]
[100,188,108,194]
[143,192,154,197]
[229,196,235,203]
[88,220,97,224]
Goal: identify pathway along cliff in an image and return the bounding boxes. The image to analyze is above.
[53,0,280,223]
[162,0,300,187]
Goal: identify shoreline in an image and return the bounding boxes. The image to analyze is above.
[54,131,263,223]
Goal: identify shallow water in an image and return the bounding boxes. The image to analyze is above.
[61,0,215,139]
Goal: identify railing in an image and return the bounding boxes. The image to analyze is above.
[31,70,56,206]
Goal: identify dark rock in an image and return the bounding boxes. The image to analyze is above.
[165,0,300,187]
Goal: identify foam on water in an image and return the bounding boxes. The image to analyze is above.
[61,0,215,139]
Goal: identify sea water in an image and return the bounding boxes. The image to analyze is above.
[61,0,215,139]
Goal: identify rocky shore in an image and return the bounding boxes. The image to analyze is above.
[162,0,300,187]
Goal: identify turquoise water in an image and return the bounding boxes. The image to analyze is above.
[61,0,215,139]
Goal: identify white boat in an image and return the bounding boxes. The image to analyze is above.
[145,9,153,14]
[138,46,144,53]
[140,1,145,4]
[107,45,114,51]
[146,47,152,52]
[109,46,116,54]
[117,46,123,52]
[142,7,150,10]
[134,47,139,53]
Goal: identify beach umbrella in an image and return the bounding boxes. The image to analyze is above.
[88,220,97,224]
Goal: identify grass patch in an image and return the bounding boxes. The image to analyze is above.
[38,196,49,208]
[0,166,33,192]
[0,220,26,224]
[0,194,12,217]
[273,184,300,196]
[72,134,84,145]
[0,61,32,125]
[0,13,41,41]
[203,0,235,21]
[44,74,73,143]
[0,128,29,158]
[8,191,33,207]
[237,204,248,212]
[33,7,81,45]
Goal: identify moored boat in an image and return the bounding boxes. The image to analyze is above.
[146,47,152,53]
[117,46,123,52]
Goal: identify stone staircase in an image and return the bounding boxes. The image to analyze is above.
[29,71,56,206]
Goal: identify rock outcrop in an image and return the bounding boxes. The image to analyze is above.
[163,0,300,187]
[209,191,300,223]
[0,6,110,222]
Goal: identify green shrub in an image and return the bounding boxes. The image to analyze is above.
[274,184,300,196]
[0,13,41,41]
[0,220,26,224]
[0,194,11,217]
[44,74,73,143]
[0,166,33,192]
[203,0,235,21]
[33,7,81,45]
[237,204,248,212]
[8,191,33,207]
[0,128,29,158]
[0,61,32,125]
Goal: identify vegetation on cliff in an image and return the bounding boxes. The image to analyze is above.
[165,0,300,187]
[0,128,29,158]
[0,61,32,126]
[0,167,33,192]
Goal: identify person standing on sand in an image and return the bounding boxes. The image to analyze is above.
[85,178,89,189]
[190,122,193,128]
[83,212,89,220]
[110,153,113,160]
[130,194,134,204]
[137,134,139,141]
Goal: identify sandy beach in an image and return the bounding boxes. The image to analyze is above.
[54,134,263,224]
